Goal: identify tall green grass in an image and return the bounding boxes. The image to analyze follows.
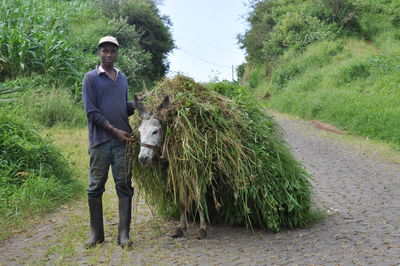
[0,113,82,239]
[19,89,87,128]
[0,0,88,83]
[0,76,86,128]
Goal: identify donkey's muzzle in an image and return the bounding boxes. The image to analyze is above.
[139,155,150,166]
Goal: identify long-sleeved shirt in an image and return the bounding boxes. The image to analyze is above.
[82,65,134,148]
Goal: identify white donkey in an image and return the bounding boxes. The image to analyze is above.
[134,95,207,239]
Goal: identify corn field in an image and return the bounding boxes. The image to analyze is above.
[0,0,86,81]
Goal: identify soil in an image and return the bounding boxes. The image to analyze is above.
[0,112,399,265]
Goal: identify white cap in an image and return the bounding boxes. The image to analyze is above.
[98,36,119,47]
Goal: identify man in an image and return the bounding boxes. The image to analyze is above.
[82,36,134,248]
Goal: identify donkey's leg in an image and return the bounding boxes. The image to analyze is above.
[198,208,207,239]
[172,204,187,238]
[180,204,188,232]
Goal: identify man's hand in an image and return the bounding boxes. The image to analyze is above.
[104,122,130,143]
[111,128,130,143]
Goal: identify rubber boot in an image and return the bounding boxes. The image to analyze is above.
[85,196,105,248]
[117,197,133,247]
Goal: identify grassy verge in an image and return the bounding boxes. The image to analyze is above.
[0,126,87,240]
[41,126,89,185]
[254,38,400,150]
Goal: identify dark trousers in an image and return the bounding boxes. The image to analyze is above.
[87,139,133,198]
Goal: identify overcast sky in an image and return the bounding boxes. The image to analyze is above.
[158,1,249,83]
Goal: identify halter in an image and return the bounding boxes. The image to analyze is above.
[139,142,160,150]
[128,136,160,152]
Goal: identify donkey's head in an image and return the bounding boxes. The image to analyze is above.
[134,95,170,166]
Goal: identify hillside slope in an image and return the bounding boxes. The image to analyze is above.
[239,0,400,147]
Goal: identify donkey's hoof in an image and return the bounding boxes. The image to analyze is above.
[197,228,207,239]
[171,227,184,238]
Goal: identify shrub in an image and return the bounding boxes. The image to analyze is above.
[95,17,153,92]
[119,0,174,80]
[312,0,361,33]
[335,60,370,85]
[97,0,174,84]
[262,12,335,59]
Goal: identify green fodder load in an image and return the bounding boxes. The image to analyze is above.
[130,75,317,231]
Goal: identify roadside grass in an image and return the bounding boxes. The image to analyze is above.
[1,76,87,128]
[0,127,87,241]
[20,89,86,128]
[271,110,400,165]
[259,38,400,148]
[41,127,88,186]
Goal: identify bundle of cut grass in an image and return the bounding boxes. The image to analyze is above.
[130,75,318,231]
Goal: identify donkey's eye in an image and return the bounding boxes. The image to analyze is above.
[152,130,158,135]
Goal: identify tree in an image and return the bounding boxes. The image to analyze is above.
[99,0,174,83]
[238,0,276,63]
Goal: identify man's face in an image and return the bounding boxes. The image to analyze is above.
[98,43,118,67]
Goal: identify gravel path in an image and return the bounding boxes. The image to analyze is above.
[0,112,399,265]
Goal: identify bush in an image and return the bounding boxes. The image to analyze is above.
[335,60,370,85]
[311,0,361,33]
[262,12,335,60]
[119,0,174,80]
[97,0,174,85]
[0,114,71,182]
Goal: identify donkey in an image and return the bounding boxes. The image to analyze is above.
[133,95,207,239]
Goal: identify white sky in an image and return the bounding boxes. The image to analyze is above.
[158,1,249,83]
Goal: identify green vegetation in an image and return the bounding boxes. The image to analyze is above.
[1,77,87,127]
[239,0,400,147]
[0,0,85,83]
[0,114,82,239]
[130,76,320,231]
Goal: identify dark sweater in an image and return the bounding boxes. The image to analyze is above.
[82,67,134,148]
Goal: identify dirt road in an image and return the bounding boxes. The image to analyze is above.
[0,112,399,265]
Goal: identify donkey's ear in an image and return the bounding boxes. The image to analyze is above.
[134,94,151,119]
[156,95,170,112]
[156,95,172,122]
